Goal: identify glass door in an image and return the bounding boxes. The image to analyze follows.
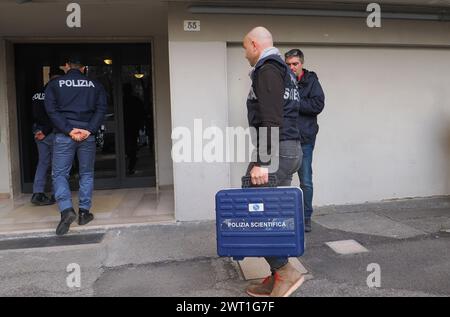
[84,64,119,184]
[15,43,156,193]
[120,65,156,181]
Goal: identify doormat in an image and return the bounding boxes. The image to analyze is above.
[0,233,105,251]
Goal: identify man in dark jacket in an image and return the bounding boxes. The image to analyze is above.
[122,83,146,175]
[285,49,325,233]
[30,66,65,206]
[243,27,304,298]
[45,56,107,235]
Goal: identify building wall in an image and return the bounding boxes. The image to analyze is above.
[228,44,450,205]
[0,39,20,198]
[5,40,20,198]
[169,41,230,220]
[1,2,449,221]
[152,35,174,187]
[168,3,450,220]
[0,40,11,196]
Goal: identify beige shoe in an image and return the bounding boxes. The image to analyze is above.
[246,275,275,297]
[270,262,305,297]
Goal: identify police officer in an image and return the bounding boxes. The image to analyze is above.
[45,56,107,236]
[285,49,325,233]
[31,66,65,206]
[243,27,304,297]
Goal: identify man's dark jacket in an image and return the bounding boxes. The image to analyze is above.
[44,69,108,135]
[31,83,53,137]
[297,69,325,144]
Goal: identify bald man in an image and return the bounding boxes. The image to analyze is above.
[243,27,305,297]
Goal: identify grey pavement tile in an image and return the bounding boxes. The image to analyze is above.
[325,240,369,255]
[294,279,441,297]
[301,235,450,296]
[94,258,245,297]
[314,212,426,239]
[102,222,217,267]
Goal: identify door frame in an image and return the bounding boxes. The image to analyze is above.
[8,37,160,193]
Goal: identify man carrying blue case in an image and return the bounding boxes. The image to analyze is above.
[228,26,304,297]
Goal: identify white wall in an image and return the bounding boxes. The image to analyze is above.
[228,45,450,206]
[168,3,450,220]
[168,41,230,220]
[167,4,450,45]
[153,35,173,186]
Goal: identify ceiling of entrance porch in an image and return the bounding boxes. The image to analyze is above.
[0,0,169,37]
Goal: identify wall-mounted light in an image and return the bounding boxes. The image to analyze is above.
[104,59,113,65]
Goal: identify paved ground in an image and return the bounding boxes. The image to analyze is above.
[0,196,449,297]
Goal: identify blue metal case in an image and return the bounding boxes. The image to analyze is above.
[215,187,305,260]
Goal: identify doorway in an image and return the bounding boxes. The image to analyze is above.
[15,43,156,193]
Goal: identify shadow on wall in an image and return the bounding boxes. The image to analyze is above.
[432,84,450,196]
[446,120,450,194]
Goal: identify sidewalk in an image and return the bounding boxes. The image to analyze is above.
[0,196,449,297]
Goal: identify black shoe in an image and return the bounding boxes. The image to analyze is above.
[56,208,77,236]
[78,208,94,226]
[49,194,56,204]
[305,218,312,233]
[31,193,55,206]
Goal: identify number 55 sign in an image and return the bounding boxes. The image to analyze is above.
[184,20,201,32]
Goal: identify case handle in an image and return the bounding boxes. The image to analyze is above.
[241,174,278,188]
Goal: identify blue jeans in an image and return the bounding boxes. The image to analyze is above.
[33,133,54,193]
[298,140,315,219]
[52,133,96,212]
[247,140,303,272]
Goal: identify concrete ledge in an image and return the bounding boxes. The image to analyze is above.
[0,219,176,240]
[315,196,450,216]
[0,193,10,199]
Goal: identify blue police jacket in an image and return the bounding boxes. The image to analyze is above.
[44,69,108,135]
[32,83,53,136]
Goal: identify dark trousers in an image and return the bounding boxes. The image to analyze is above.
[33,133,54,193]
[298,140,315,219]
